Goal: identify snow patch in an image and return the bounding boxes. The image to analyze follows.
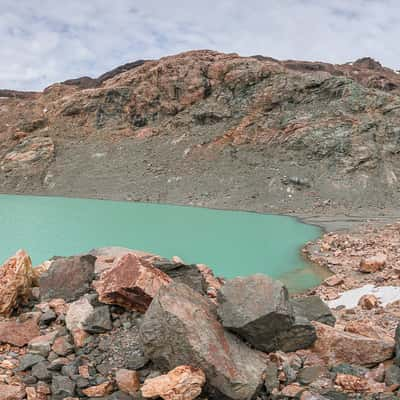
[327,284,400,309]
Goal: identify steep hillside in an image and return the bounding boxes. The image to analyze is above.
[1,50,400,217]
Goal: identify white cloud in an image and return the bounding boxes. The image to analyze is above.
[1,0,399,90]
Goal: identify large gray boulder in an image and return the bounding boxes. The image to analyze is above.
[217,274,295,352]
[139,282,267,400]
[290,296,335,327]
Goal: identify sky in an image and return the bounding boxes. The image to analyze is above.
[1,0,400,91]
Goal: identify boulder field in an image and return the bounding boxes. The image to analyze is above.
[0,244,399,399]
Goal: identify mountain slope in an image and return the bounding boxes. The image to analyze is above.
[1,50,400,216]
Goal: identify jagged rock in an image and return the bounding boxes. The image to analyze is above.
[0,316,40,347]
[31,360,51,381]
[40,255,96,301]
[276,316,317,352]
[141,365,206,400]
[52,336,74,356]
[217,274,294,352]
[140,282,267,400]
[18,354,46,371]
[82,381,113,397]
[0,384,25,400]
[0,249,34,316]
[311,322,394,366]
[291,296,335,326]
[154,260,206,294]
[28,331,58,357]
[359,254,387,273]
[93,253,172,312]
[115,369,140,395]
[65,296,94,332]
[51,375,76,399]
[81,306,112,333]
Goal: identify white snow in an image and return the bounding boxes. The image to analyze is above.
[327,284,400,309]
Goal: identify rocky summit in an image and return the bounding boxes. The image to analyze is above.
[2,51,400,217]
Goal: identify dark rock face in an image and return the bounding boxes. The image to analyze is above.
[217,274,295,352]
[82,306,112,333]
[291,296,336,327]
[154,260,207,294]
[139,282,267,400]
[395,322,400,366]
[40,255,96,301]
[276,316,317,352]
[51,375,76,399]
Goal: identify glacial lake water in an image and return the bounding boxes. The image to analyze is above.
[0,194,328,292]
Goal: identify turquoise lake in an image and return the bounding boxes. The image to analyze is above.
[0,194,328,292]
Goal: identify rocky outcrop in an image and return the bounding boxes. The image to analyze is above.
[93,253,172,312]
[217,274,316,352]
[3,51,400,215]
[141,365,206,400]
[139,282,267,400]
[39,255,96,301]
[0,250,34,316]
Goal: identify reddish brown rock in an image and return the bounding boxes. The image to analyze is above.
[311,322,394,366]
[358,294,379,309]
[280,383,304,398]
[26,387,47,400]
[359,254,387,273]
[335,374,369,392]
[0,317,40,347]
[0,250,34,316]
[82,381,113,397]
[52,336,73,356]
[115,369,140,395]
[48,298,68,316]
[141,365,206,400]
[72,329,89,348]
[93,253,172,312]
[344,321,395,344]
[140,282,267,400]
[0,384,25,400]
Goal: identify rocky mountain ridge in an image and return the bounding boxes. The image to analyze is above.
[1,50,400,215]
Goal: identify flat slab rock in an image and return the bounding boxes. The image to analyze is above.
[39,254,96,302]
[0,316,40,347]
[140,282,267,400]
[311,322,394,366]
